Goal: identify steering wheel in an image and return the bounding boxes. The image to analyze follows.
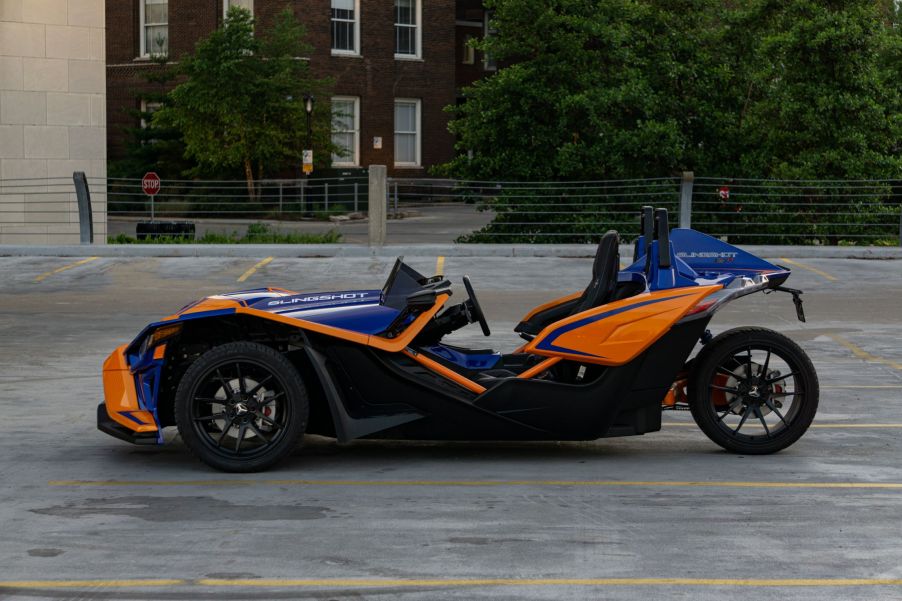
[463,275,491,337]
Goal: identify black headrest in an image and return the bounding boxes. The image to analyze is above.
[593,231,620,277]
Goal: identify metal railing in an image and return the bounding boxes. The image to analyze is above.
[1,169,901,246]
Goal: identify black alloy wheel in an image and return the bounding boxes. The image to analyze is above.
[175,342,308,472]
[688,327,819,454]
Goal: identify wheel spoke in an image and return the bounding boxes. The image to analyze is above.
[716,366,744,380]
[733,404,753,434]
[255,411,283,430]
[766,371,799,385]
[759,349,771,379]
[236,363,246,394]
[765,398,790,427]
[234,422,248,453]
[194,397,225,404]
[710,384,741,394]
[248,421,271,444]
[715,395,745,421]
[247,375,273,397]
[770,390,802,397]
[216,417,235,446]
[215,369,235,401]
[753,405,772,438]
[194,412,227,423]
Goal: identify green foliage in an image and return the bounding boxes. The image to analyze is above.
[153,7,335,197]
[446,0,902,181]
[108,54,194,180]
[109,224,342,244]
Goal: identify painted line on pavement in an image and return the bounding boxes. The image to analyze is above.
[435,255,445,276]
[48,479,902,490]
[2,577,902,589]
[237,256,273,283]
[829,334,902,370]
[779,257,837,281]
[33,257,98,282]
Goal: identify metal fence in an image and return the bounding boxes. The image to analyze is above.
[1,170,901,245]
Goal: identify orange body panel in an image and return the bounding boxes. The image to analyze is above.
[402,348,487,394]
[101,345,158,433]
[519,291,582,322]
[517,356,562,379]
[524,286,722,366]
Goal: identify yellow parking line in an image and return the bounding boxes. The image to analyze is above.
[48,479,902,490]
[779,257,837,281]
[829,334,902,370]
[2,577,902,589]
[33,257,98,282]
[435,255,445,276]
[237,256,273,283]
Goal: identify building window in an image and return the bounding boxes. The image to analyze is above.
[331,97,360,166]
[140,0,168,57]
[394,99,420,167]
[483,11,497,71]
[140,100,162,129]
[331,0,359,55]
[462,34,475,65]
[394,0,420,59]
[224,0,253,16]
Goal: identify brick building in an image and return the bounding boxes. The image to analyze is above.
[106,0,492,176]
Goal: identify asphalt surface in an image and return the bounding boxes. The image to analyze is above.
[1,254,901,600]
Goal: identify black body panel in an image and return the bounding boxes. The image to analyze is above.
[305,318,710,442]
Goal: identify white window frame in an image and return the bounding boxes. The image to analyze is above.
[139,0,168,58]
[331,0,361,57]
[394,0,421,60]
[483,11,497,71]
[223,0,253,17]
[393,98,421,168]
[140,100,162,129]
[331,96,360,167]
[462,33,475,65]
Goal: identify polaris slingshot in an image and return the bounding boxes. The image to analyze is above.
[98,207,818,472]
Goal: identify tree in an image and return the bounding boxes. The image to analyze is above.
[445,0,902,181]
[109,53,193,181]
[154,7,335,199]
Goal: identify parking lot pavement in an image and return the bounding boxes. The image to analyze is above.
[1,254,901,600]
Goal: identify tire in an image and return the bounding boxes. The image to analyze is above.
[688,327,818,454]
[175,341,308,472]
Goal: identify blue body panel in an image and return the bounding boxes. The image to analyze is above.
[428,345,501,369]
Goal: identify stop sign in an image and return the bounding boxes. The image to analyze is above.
[142,172,161,196]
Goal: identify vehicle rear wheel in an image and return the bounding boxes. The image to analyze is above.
[688,327,818,454]
[175,341,308,472]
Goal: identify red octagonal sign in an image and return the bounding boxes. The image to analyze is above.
[142,172,161,196]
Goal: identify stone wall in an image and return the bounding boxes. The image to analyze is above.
[0,0,106,244]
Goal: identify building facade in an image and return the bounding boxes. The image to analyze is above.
[105,0,486,177]
[1,0,106,244]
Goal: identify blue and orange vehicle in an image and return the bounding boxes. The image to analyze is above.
[98,207,818,471]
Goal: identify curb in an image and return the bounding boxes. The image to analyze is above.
[0,243,900,259]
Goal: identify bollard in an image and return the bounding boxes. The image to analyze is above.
[72,171,93,245]
[354,182,358,213]
[368,166,387,246]
[679,171,694,229]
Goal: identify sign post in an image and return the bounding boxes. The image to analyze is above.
[142,172,161,221]
[302,150,313,175]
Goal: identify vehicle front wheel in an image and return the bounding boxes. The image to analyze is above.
[688,327,818,454]
[175,341,308,472]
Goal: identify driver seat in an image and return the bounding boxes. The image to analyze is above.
[514,231,620,337]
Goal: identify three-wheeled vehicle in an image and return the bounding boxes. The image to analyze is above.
[99,207,817,471]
